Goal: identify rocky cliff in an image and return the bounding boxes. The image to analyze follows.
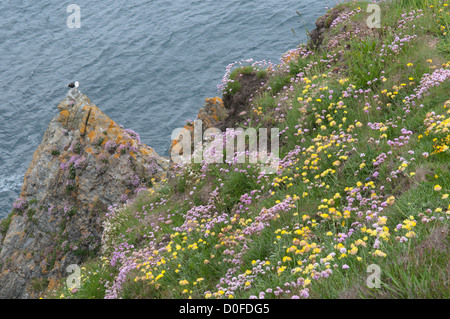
[0,89,169,298]
[170,72,265,158]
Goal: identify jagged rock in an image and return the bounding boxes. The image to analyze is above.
[221,73,264,130]
[170,97,228,160]
[170,72,265,163]
[308,5,381,53]
[308,6,348,50]
[0,89,169,298]
[197,97,229,130]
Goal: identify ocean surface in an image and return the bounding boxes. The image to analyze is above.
[0,0,337,219]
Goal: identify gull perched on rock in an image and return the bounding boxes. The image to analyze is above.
[67,81,79,89]
[67,81,81,100]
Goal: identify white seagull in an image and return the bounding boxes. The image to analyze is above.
[67,81,79,89]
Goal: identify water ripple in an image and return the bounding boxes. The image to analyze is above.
[0,0,335,218]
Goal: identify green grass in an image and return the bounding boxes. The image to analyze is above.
[223,65,269,96]
[346,37,384,89]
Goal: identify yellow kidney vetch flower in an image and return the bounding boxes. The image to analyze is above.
[386,196,395,206]
[372,250,387,257]
[405,231,416,238]
[282,256,292,263]
[303,278,311,287]
[401,217,417,230]
[377,216,387,226]
[179,279,189,286]
[354,239,367,247]
[277,266,286,276]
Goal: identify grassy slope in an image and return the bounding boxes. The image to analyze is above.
[48,0,449,299]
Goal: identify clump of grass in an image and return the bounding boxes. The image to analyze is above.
[51,149,60,156]
[345,37,384,89]
[223,65,268,96]
[31,278,50,293]
[0,212,14,236]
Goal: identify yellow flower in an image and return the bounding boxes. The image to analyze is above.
[373,250,387,257]
[386,196,395,206]
[283,256,292,263]
[179,279,189,286]
[303,278,311,287]
[405,231,416,238]
[434,185,442,191]
[277,266,286,276]
[377,217,387,226]
[442,194,449,199]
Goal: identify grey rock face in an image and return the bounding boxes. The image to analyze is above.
[0,90,169,298]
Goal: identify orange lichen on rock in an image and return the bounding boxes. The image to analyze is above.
[47,277,61,292]
[59,110,70,120]
[206,97,224,106]
[170,97,229,158]
[87,130,97,141]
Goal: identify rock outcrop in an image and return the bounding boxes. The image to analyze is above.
[0,89,169,298]
[170,73,265,160]
[308,5,380,52]
[308,5,347,50]
[170,97,229,159]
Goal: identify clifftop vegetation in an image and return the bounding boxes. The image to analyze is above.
[48,0,449,299]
